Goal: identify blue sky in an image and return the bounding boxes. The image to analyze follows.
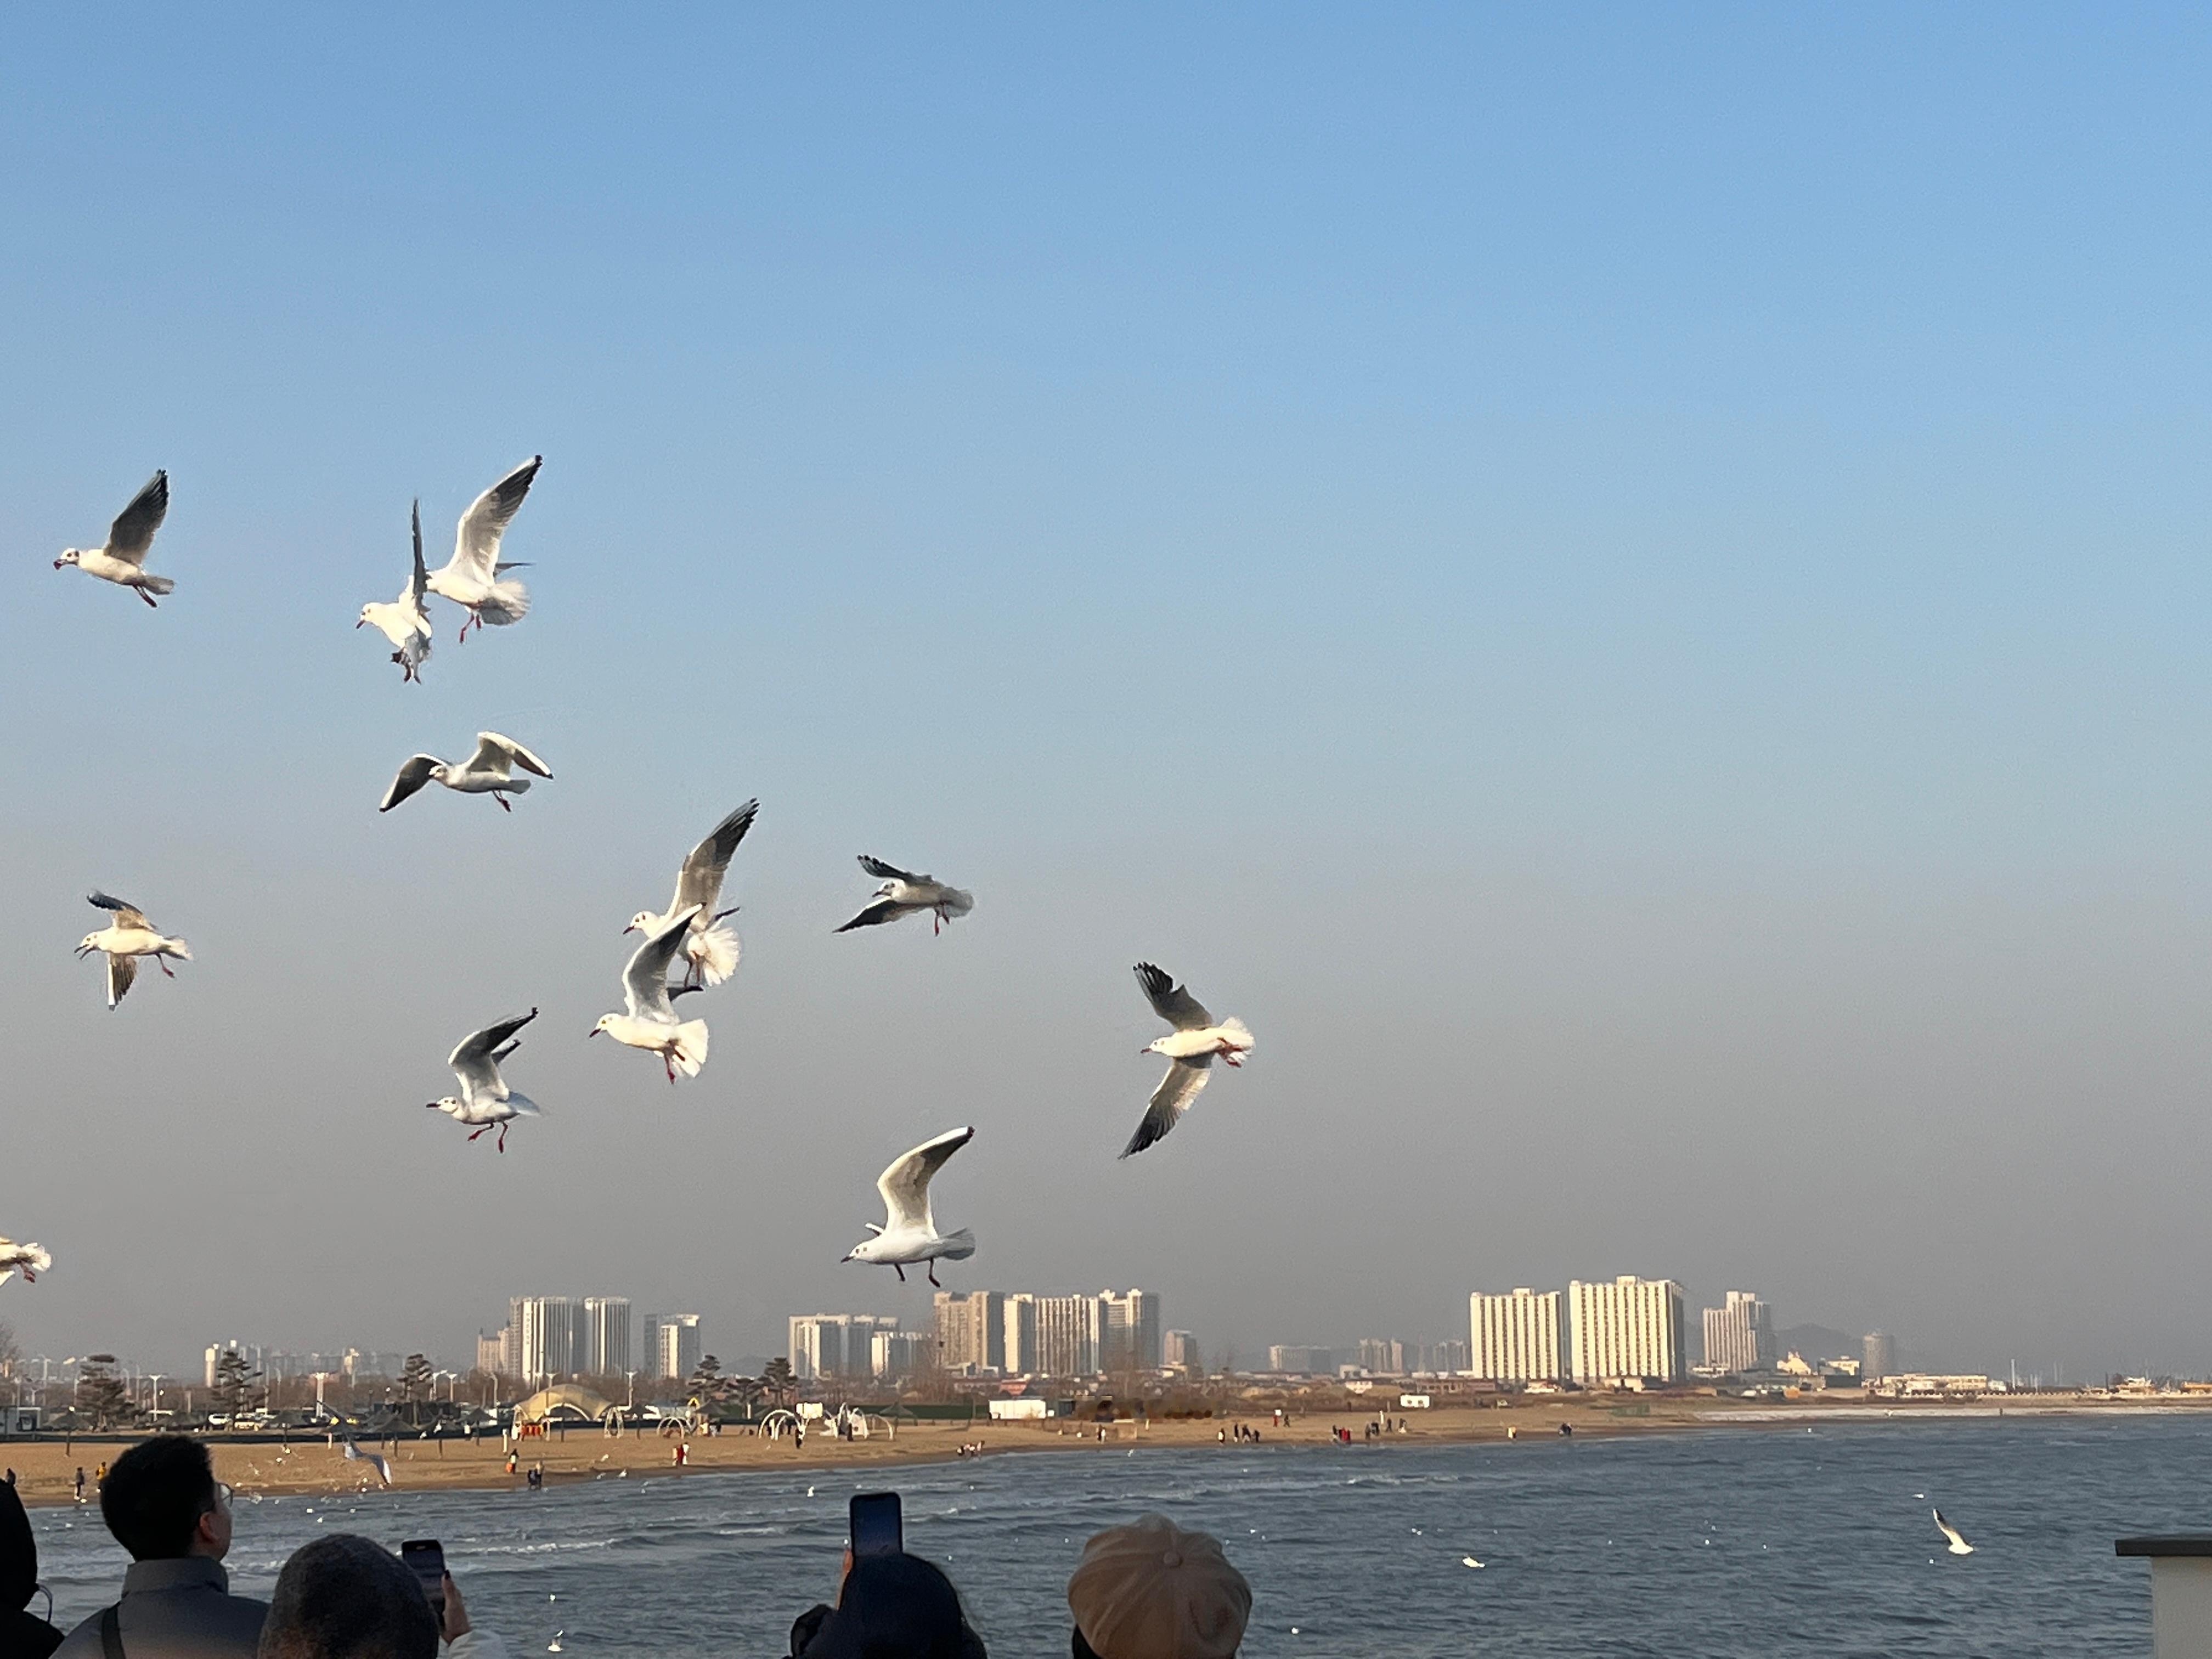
[4,5,2211,1378]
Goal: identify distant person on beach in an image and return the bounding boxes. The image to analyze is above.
[53,1436,266,1659]
[72,1471,83,1504]
[258,1533,509,1659]
[2,1477,64,1659]
[788,1550,986,1659]
[1066,1515,1250,1659]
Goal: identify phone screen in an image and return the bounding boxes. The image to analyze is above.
[400,1539,447,1620]
[849,1492,902,1558]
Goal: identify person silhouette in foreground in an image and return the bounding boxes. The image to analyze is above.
[1066,1515,1251,1659]
[1,1477,63,1659]
[258,1534,507,1659]
[789,1551,986,1659]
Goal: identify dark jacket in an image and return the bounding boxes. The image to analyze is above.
[50,1559,264,1659]
[0,1482,63,1659]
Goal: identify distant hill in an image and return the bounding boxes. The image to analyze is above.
[1775,1324,1861,1362]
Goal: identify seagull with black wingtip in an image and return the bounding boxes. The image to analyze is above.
[1121,963,1252,1158]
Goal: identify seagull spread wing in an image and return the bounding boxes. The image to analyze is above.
[343,1441,393,1486]
[380,754,441,811]
[409,499,431,611]
[876,1126,973,1233]
[1933,1509,1973,1553]
[834,895,906,933]
[107,952,137,1009]
[451,456,542,582]
[449,1009,538,1096]
[623,906,701,1018]
[87,891,150,930]
[858,854,921,883]
[1133,962,1213,1030]
[673,800,759,913]
[106,471,169,565]
[1122,1057,1211,1158]
[470,732,552,780]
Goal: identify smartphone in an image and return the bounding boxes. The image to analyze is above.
[400,1539,447,1622]
[849,1492,902,1558]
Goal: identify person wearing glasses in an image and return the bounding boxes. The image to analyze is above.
[53,1437,266,1659]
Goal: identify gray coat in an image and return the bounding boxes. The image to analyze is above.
[52,1560,264,1659]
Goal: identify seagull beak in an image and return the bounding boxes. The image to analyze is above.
[52,558,65,569]
[586,1026,602,1038]
[354,618,366,628]
[841,1251,855,1262]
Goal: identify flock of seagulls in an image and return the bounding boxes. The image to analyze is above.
[19,458,1260,1300]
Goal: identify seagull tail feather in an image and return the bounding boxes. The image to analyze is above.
[691,924,741,986]
[672,1020,709,1077]
[1220,1015,1250,1040]
[140,574,176,596]
[476,576,531,625]
[937,1229,977,1261]
[166,938,193,961]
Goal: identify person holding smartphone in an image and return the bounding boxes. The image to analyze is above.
[260,1536,510,1659]
[784,1494,986,1659]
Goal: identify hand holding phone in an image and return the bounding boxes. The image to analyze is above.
[848,1492,902,1558]
[400,1540,447,1623]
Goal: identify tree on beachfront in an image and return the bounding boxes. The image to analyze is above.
[725,1372,765,1418]
[78,1355,132,1430]
[0,1321,18,1381]
[399,1354,435,1423]
[686,1354,724,1410]
[759,1356,795,1408]
[211,1348,264,1422]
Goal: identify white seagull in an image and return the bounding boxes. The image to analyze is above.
[1933,1509,1974,1555]
[426,457,540,640]
[627,801,758,988]
[427,1008,542,1153]
[77,892,192,1009]
[834,856,974,936]
[843,1127,977,1286]
[380,732,552,813]
[356,500,435,682]
[55,471,173,606]
[0,1238,53,1289]
[343,1440,393,1487]
[1122,962,1253,1158]
[591,906,710,1081]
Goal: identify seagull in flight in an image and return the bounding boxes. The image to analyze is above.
[380,732,552,813]
[77,892,192,1008]
[1122,963,1253,1158]
[427,1009,542,1153]
[0,1238,53,1288]
[426,456,540,640]
[834,856,974,936]
[357,500,435,682]
[343,1440,393,1487]
[1933,1509,1974,1555]
[843,1127,977,1286]
[591,906,710,1082]
[55,471,173,606]
[628,801,758,988]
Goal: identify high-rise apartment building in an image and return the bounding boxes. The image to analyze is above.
[511,1296,578,1384]
[1863,1330,1895,1381]
[582,1297,633,1376]
[789,1315,898,1382]
[1267,1345,1337,1374]
[1356,1339,1407,1375]
[1099,1289,1162,1372]
[1163,1330,1200,1373]
[1567,1277,1685,1384]
[1417,1339,1469,1374]
[1700,1291,1773,1373]
[644,1314,701,1382]
[933,1291,1006,1373]
[1469,1289,1564,1382]
[871,1330,929,1383]
[475,1333,506,1376]
[1003,1295,1039,1375]
[1034,1294,1100,1378]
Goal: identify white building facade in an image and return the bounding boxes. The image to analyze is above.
[1700,1290,1773,1373]
[1567,1277,1685,1384]
[1469,1289,1564,1382]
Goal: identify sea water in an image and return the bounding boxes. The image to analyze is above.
[29,1417,2207,1656]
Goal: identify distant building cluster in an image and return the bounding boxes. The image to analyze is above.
[786,1289,1164,1384]
[201,1342,408,1385]
[482,1296,702,1385]
[1261,1340,1469,1378]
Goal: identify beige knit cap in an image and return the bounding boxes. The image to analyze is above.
[1067,1514,1252,1659]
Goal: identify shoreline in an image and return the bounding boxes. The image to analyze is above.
[8,1395,2208,1510]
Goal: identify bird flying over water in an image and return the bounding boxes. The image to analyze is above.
[0,1238,53,1288]
[628,801,758,988]
[592,906,710,1082]
[426,457,540,639]
[1933,1509,1974,1555]
[343,1440,393,1487]
[844,1127,977,1286]
[357,500,435,682]
[1121,963,1252,1158]
[427,1008,542,1153]
[77,892,191,1008]
[380,732,552,813]
[834,856,974,936]
[55,471,173,606]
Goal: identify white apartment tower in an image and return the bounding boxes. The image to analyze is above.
[1003,1295,1039,1375]
[513,1296,579,1384]
[644,1313,701,1381]
[1099,1289,1162,1372]
[933,1291,1006,1374]
[1567,1276,1686,1384]
[1469,1289,1564,1382]
[1700,1290,1773,1374]
[581,1297,633,1376]
[1034,1294,1101,1378]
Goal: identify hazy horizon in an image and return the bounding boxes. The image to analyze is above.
[7,7,2212,1385]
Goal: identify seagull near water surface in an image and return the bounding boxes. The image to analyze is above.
[427,1008,543,1153]
[1933,1509,1974,1555]
[834,856,974,936]
[356,500,434,682]
[76,892,191,1009]
[628,801,758,988]
[343,1440,393,1487]
[843,1126,977,1286]
[380,732,552,813]
[1121,963,1253,1158]
[0,1238,53,1289]
[54,471,173,606]
[592,906,710,1082]
[426,456,540,640]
